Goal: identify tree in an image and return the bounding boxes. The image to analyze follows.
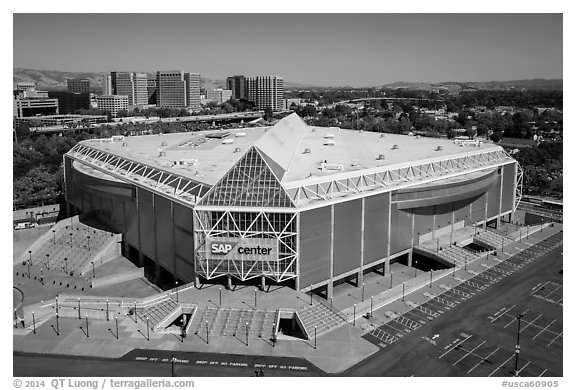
[15,122,31,141]
[264,107,274,121]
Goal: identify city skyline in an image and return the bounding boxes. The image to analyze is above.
[13,13,562,87]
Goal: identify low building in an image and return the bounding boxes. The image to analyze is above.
[206,89,232,104]
[96,95,129,117]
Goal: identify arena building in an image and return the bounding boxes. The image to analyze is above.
[63,114,522,297]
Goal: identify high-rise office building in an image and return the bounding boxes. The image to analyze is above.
[133,73,149,106]
[226,75,247,100]
[156,70,201,110]
[48,91,90,114]
[246,76,284,111]
[67,79,90,94]
[111,72,135,105]
[102,74,113,96]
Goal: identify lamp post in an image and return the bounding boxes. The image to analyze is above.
[134,302,137,323]
[14,309,17,328]
[310,285,313,306]
[370,296,373,318]
[69,232,73,248]
[45,253,50,269]
[85,315,89,338]
[52,229,56,245]
[361,283,365,301]
[436,238,440,252]
[219,287,222,307]
[429,270,433,288]
[205,320,209,344]
[175,281,179,303]
[514,314,523,377]
[146,317,150,341]
[402,282,406,301]
[171,355,175,377]
[353,304,356,326]
[254,288,257,309]
[314,326,317,349]
[272,324,276,347]
[91,261,95,279]
[55,314,59,335]
[115,316,119,339]
[390,271,393,289]
[106,299,109,321]
[77,297,81,319]
[27,260,30,279]
[64,257,68,275]
[55,296,59,315]
[245,322,249,346]
[32,312,36,334]
[40,267,44,285]
[87,236,90,251]
[28,250,32,266]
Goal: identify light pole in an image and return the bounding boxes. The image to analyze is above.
[52,230,56,245]
[272,324,276,347]
[40,267,44,285]
[436,238,440,252]
[85,315,89,338]
[219,287,222,307]
[390,271,393,289]
[28,250,32,266]
[465,257,468,271]
[64,257,68,274]
[402,282,406,301]
[205,320,209,344]
[14,309,17,328]
[69,232,73,248]
[171,355,175,377]
[353,304,356,326]
[370,296,373,318]
[91,261,95,279]
[115,316,119,339]
[77,297,81,319]
[106,299,109,321]
[55,296,59,315]
[27,260,30,279]
[361,283,365,301]
[55,314,60,335]
[146,317,150,341]
[32,312,36,334]
[45,253,50,269]
[314,326,317,349]
[134,302,137,323]
[429,270,433,288]
[309,286,313,306]
[245,322,249,346]
[175,281,179,303]
[87,236,90,251]
[254,288,257,309]
[514,314,523,377]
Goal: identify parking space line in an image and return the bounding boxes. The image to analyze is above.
[517,361,531,376]
[490,305,516,323]
[439,334,473,359]
[467,347,500,374]
[453,340,486,366]
[539,368,548,377]
[542,285,562,299]
[488,353,515,377]
[531,320,556,341]
[521,314,542,333]
[547,332,563,347]
[503,309,530,328]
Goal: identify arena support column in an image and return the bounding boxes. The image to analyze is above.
[497,166,504,229]
[294,212,301,291]
[358,197,366,285]
[152,194,160,283]
[408,212,415,267]
[385,192,392,275]
[484,190,489,229]
[136,188,144,267]
[328,204,335,300]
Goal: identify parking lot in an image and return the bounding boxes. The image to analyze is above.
[438,333,556,377]
[530,281,563,306]
[363,232,563,351]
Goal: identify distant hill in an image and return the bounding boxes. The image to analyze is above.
[13,68,318,92]
[383,79,562,91]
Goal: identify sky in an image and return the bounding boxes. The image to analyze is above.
[12,13,564,87]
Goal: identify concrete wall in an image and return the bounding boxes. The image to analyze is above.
[299,206,331,288]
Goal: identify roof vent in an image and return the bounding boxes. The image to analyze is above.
[235,132,246,137]
[380,133,385,138]
[415,135,420,139]
[234,147,241,153]
[324,134,335,139]
[377,154,386,160]
[321,162,344,171]
[391,144,399,150]
[121,142,128,147]
[303,148,311,154]
[222,139,235,144]
[311,128,316,132]
[158,151,166,157]
[435,146,443,151]
[161,141,168,146]
[324,139,336,146]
